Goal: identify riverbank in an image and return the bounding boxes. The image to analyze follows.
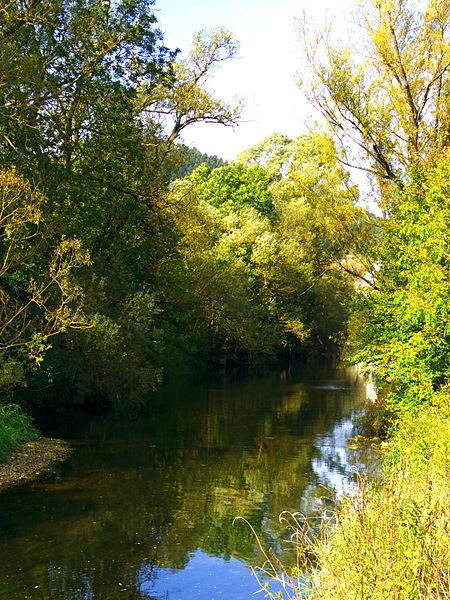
[310,399,450,599]
[0,436,72,491]
[258,393,450,599]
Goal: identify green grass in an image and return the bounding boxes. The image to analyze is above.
[251,392,450,599]
[0,404,39,463]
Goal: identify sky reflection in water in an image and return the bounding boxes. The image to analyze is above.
[0,362,378,599]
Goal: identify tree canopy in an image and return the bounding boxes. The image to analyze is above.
[300,0,450,411]
[4,0,445,416]
[0,4,248,404]
[301,0,450,201]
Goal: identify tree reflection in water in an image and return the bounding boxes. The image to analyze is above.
[0,362,377,599]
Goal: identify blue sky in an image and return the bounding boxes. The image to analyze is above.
[154,0,356,160]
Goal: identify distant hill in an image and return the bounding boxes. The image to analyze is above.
[172,144,228,179]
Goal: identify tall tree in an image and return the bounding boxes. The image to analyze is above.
[0,5,243,403]
[301,0,450,201]
[138,27,241,167]
[352,148,450,410]
[301,0,450,409]
[0,0,173,177]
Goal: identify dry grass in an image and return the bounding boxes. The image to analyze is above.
[249,395,450,599]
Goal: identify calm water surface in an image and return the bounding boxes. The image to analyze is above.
[0,361,378,599]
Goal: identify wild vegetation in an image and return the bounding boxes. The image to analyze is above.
[0,0,449,596]
[251,396,450,599]
[0,0,361,416]
[0,403,38,462]
[249,1,450,597]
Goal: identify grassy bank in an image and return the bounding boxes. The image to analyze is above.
[255,393,450,599]
[308,397,450,599]
[0,404,39,463]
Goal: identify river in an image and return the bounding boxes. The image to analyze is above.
[0,361,378,599]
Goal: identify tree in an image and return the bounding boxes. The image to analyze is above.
[139,27,241,163]
[0,0,174,177]
[352,148,450,410]
[301,0,450,200]
[0,6,245,404]
[190,162,275,218]
[162,131,359,360]
[0,168,89,390]
[301,1,450,408]
[239,132,370,277]
[236,133,295,180]
[171,144,227,179]
[162,177,279,365]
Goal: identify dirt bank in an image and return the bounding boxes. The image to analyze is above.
[0,437,72,491]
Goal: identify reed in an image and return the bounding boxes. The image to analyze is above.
[248,394,450,599]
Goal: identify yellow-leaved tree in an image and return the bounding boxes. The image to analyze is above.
[0,169,90,390]
[301,0,450,207]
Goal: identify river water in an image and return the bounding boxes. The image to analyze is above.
[0,361,378,599]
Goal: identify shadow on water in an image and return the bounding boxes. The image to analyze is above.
[0,360,379,599]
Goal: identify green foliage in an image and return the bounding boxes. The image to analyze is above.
[192,162,275,217]
[52,291,163,406]
[171,144,227,179]
[0,1,360,405]
[353,149,450,411]
[0,168,90,378]
[297,0,450,411]
[0,404,38,463]
[0,4,247,404]
[236,133,295,180]
[0,0,174,175]
[0,0,176,402]
[163,180,280,363]
[165,135,359,363]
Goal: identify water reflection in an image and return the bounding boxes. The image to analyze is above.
[0,362,377,599]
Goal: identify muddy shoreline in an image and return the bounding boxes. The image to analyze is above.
[0,437,72,491]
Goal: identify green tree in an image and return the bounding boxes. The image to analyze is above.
[164,132,358,361]
[0,0,173,176]
[171,144,227,179]
[236,133,295,180]
[191,162,275,218]
[299,0,450,408]
[237,132,362,350]
[0,6,244,404]
[353,148,450,410]
[162,178,279,366]
[0,168,89,390]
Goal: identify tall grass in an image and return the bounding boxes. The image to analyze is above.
[250,394,450,599]
[0,403,39,463]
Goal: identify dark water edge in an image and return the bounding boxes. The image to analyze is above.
[0,360,379,600]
